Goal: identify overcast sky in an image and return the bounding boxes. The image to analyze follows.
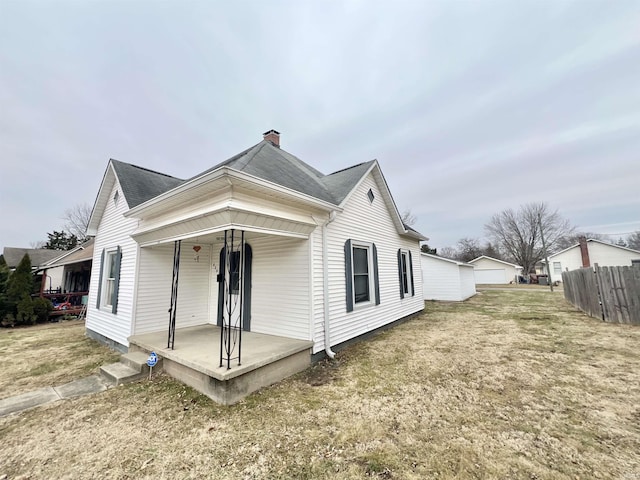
[1,0,639,253]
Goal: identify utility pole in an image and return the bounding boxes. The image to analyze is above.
[538,212,554,292]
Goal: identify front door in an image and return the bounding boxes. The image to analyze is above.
[217,239,252,332]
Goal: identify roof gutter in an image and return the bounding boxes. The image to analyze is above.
[322,210,338,359]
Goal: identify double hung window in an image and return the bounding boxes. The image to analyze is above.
[344,240,380,312]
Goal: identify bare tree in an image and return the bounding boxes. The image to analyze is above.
[485,202,573,275]
[438,246,458,260]
[400,209,417,227]
[62,203,92,242]
[627,231,640,251]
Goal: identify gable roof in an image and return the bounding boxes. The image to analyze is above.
[321,161,376,204]
[2,247,62,269]
[88,137,427,240]
[468,255,523,269]
[40,238,95,269]
[548,238,640,259]
[111,160,184,209]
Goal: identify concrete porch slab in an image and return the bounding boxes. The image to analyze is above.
[128,325,313,404]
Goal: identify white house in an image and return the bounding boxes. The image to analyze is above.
[544,237,640,283]
[85,130,426,401]
[421,253,476,301]
[468,255,523,284]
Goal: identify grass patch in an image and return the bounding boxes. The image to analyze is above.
[2,291,640,479]
[0,320,121,399]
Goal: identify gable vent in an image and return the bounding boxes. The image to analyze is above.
[367,189,375,203]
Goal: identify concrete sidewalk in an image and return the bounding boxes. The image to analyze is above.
[0,375,109,417]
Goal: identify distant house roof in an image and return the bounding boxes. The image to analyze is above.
[2,247,62,269]
[547,238,640,260]
[421,253,474,268]
[41,238,95,269]
[468,255,523,269]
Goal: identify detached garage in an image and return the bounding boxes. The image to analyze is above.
[468,255,523,285]
[421,253,476,301]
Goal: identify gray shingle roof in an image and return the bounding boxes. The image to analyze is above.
[2,248,62,268]
[111,141,376,209]
[190,141,339,203]
[321,161,375,204]
[111,159,184,208]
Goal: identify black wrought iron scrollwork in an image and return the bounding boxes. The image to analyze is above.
[219,229,244,369]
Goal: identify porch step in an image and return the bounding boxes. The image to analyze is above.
[99,352,162,386]
[120,351,160,371]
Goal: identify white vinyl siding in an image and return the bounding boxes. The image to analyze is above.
[86,180,139,347]
[249,236,310,340]
[135,235,311,340]
[421,254,476,302]
[134,242,212,335]
[459,266,476,300]
[548,241,640,283]
[313,174,423,354]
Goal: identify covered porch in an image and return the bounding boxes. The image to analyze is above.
[129,324,313,404]
[122,171,334,402]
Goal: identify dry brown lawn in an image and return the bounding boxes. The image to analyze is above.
[1,290,640,479]
[0,319,120,400]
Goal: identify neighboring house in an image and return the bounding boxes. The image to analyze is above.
[85,130,426,401]
[2,247,63,291]
[421,253,476,301]
[543,237,640,283]
[39,239,94,294]
[468,255,523,284]
[36,239,94,315]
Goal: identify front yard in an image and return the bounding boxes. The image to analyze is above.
[0,319,120,400]
[1,290,639,479]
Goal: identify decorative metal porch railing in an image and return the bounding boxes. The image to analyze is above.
[167,239,181,349]
[219,229,244,369]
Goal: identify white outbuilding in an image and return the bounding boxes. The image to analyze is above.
[468,255,523,284]
[421,253,476,301]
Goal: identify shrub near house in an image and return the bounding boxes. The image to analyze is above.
[1,254,53,327]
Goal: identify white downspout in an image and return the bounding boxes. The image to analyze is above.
[323,210,337,358]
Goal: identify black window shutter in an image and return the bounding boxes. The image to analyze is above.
[96,248,105,309]
[112,246,122,314]
[373,243,380,305]
[344,239,353,312]
[409,250,415,296]
[397,249,404,299]
[242,243,253,332]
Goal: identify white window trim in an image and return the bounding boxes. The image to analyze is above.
[101,249,117,311]
[553,262,562,275]
[351,241,375,310]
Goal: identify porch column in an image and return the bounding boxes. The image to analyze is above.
[167,240,181,349]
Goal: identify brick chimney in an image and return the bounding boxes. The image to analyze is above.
[263,129,280,147]
[578,236,590,267]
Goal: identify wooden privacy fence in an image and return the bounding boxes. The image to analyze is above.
[563,265,640,325]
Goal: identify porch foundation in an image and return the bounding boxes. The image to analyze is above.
[128,325,313,405]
